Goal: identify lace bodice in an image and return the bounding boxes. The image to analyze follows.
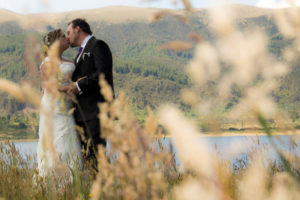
[41,57,76,113]
[59,62,75,86]
[42,57,75,86]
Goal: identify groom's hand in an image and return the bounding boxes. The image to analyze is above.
[65,87,78,103]
[70,82,79,95]
[67,77,87,95]
[74,76,87,95]
[65,83,78,94]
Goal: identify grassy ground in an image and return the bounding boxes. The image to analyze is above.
[1,132,300,200]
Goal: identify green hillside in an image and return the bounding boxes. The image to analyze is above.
[0,6,299,139]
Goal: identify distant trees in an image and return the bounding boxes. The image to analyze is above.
[0,17,299,128]
[114,58,189,86]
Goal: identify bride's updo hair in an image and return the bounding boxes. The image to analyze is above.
[42,29,62,57]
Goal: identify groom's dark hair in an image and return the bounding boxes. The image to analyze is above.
[68,18,93,35]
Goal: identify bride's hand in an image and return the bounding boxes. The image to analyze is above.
[58,85,70,93]
[65,89,78,103]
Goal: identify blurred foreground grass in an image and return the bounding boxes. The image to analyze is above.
[1,122,300,200]
[1,0,300,199]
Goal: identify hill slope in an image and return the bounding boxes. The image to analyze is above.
[0,5,299,139]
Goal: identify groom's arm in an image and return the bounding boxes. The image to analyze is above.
[77,40,113,94]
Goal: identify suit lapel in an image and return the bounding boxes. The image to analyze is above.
[74,52,80,66]
[76,36,95,66]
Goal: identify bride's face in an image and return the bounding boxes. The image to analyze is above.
[59,31,70,52]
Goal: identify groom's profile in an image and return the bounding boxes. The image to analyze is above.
[66,18,114,165]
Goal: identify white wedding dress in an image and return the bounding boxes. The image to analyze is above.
[37,57,82,178]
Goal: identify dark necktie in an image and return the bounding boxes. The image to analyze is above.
[78,47,83,55]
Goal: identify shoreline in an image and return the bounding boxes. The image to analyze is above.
[160,131,297,138]
[0,138,38,143]
[198,132,297,137]
[0,132,298,142]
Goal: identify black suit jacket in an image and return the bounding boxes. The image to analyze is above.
[72,37,114,122]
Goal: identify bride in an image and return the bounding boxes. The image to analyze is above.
[37,29,82,178]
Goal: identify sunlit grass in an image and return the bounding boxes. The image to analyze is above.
[0,0,300,199]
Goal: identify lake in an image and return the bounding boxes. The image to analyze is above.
[12,134,300,165]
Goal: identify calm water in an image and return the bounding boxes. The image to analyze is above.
[12,135,300,164]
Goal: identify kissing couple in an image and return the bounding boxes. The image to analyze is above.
[37,18,114,178]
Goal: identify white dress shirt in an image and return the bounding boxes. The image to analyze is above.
[76,35,92,94]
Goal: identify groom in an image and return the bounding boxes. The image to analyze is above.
[66,18,114,163]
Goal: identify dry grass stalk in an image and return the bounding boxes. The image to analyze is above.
[159,41,192,51]
[182,0,193,11]
[150,10,188,23]
[156,1,300,199]
[89,77,179,199]
[1,0,300,199]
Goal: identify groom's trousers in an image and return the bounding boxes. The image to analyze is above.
[76,118,106,164]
